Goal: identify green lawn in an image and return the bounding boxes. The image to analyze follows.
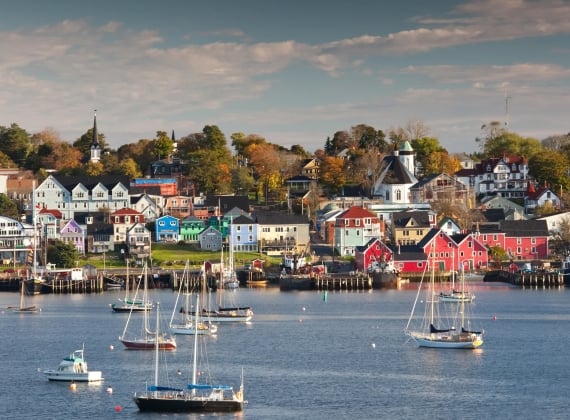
[80,243,282,271]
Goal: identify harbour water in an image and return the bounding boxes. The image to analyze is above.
[1,282,569,419]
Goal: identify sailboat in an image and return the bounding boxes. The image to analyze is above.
[169,262,218,336]
[119,264,176,350]
[8,279,40,313]
[191,265,253,324]
[111,260,153,312]
[133,295,244,413]
[405,256,483,349]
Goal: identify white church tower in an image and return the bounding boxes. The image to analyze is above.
[399,140,415,176]
[90,110,101,163]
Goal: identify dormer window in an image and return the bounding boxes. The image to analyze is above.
[486,164,492,171]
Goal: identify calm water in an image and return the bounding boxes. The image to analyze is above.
[1,283,569,420]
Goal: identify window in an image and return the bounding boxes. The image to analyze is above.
[355,219,360,226]
[396,189,402,201]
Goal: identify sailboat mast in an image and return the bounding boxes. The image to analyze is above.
[460,263,465,329]
[191,294,199,395]
[153,302,160,397]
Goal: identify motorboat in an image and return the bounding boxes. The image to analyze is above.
[43,348,103,382]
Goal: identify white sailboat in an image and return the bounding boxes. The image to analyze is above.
[119,264,176,350]
[133,294,244,413]
[169,262,218,336]
[405,256,483,349]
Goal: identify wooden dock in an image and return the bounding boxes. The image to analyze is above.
[484,270,565,287]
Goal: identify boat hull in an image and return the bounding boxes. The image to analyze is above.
[410,333,483,349]
[190,313,252,323]
[44,371,103,382]
[111,303,152,313]
[134,395,243,413]
[170,323,218,335]
[119,338,177,350]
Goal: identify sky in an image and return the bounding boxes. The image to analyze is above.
[1,0,569,155]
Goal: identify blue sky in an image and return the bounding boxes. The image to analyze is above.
[1,0,569,154]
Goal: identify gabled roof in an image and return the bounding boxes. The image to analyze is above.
[379,156,416,185]
[53,175,130,191]
[337,206,376,220]
[392,210,433,227]
[232,214,254,224]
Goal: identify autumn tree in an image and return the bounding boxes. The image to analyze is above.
[423,151,460,176]
[246,142,283,203]
[476,122,542,159]
[319,156,346,195]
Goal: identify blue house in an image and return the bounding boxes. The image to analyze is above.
[155,215,179,243]
[230,214,258,252]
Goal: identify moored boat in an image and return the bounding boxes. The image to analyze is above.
[43,347,103,382]
[405,256,483,349]
[133,295,244,413]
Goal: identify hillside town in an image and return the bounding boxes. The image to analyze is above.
[1,115,570,279]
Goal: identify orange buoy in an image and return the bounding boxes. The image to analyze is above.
[492,315,497,320]
[115,405,122,412]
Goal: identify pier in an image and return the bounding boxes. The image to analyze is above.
[484,270,565,287]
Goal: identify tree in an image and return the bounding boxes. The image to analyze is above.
[231,132,266,157]
[550,216,570,256]
[73,128,108,161]
[152,131,174,160]
[0,194,19,219]
[476,123,542,159]
[487,245,507,267]
[423,151,460,176]
[528,150,570,191]
[46,240,79,268]
[319,156,346,195]
[0,151,16,168]
[247,142,282,203]
[542,133,570,151]
[352,124,387,152]
[0,123,31,166]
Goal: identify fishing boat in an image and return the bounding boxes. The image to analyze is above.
[8,279,40,313]
[191,266,253,324]
[111,260,152,312]
[169,262,218,336]
[119,265,176,350]
[405,256,483,349]
[133,296,244,413]
[43,347,103,382]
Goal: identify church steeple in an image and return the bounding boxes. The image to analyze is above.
[90,110,101,163]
